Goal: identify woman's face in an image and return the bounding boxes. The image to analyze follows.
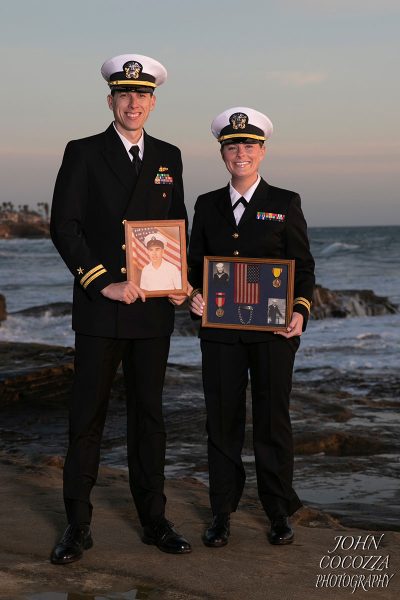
[221,142,266,180]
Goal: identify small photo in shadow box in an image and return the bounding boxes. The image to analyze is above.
[202,257,294,331]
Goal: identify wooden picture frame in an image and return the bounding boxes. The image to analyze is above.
[202,256,295,331]
[124,219,187,297]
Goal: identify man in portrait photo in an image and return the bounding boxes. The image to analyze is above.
[140,233,182,291]
[268,299,285,325]
[213,262,229,287]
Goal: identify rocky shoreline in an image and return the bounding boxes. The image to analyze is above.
[1,452,398,600]
[1,279,399,535]
[0,281,398,327]
[1,334,399,532]
[0,209,49,238]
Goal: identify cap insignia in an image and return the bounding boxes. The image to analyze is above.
[123,61,143,80]
[230,112,248,130]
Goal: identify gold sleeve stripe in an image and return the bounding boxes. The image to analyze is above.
[82,269,107,289]
[294,300,311,313]
[294,297,311,308]
[80,264,105,286]
[109,80,156,88]
[294,298,310,307]
[218,133,266,142]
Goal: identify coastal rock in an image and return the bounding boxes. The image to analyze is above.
[312,284,398,318]
[0,342,74,405]
[294,431,388,456]
[0,221,49,238]
[0,295,6,322]
[0,210,49,238]
[11,302,72,318]
[4,454,400,600]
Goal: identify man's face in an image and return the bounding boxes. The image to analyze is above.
[216,264,224,274]
[148,245,164,263]
[107,90,156,137]
[221,142,266,180]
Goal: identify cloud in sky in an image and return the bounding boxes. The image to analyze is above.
[266,70,327,87]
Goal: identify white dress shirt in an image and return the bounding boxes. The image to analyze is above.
[229,175,261,225]
[140,260,182,291]
[113,123,144,161]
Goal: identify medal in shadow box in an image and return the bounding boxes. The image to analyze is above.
[202,257,294,331]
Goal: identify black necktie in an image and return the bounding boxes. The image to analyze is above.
[232,196,247,210]
[129,145,142,176]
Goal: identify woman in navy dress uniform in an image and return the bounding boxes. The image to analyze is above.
[188,107,315,547]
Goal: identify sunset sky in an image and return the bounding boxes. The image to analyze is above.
[1,0,399,226]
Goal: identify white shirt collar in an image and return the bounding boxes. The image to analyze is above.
[113,123,144,160]
[229,174,261,205]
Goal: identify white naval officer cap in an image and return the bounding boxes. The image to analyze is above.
[144,233,167,248]
[211,106,273,145]
[101,54,167,93]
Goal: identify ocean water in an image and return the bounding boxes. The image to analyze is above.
[1,227,399,386]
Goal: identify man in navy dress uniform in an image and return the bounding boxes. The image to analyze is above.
[188,107,315,548]
[50,54,191,563]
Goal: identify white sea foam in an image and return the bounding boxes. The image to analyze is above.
[320,242,360,255]
[0,314,74,346]
[295,314,400,376]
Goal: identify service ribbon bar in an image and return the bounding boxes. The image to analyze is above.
[256,212,285,222]
[154,173,173,184]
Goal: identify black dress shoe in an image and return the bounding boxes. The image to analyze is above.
[142,518,192,554]
[202,513,230,548]
[50,524,93,564]
[268,516,294,545]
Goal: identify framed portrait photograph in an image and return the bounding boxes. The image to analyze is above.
[124,219,187,297]
[202,257,295,331]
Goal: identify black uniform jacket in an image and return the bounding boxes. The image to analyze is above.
[51,124,187,339]
[188,178,315,344]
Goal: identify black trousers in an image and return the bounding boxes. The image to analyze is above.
[201,337,302,520]
[63,333,170,527]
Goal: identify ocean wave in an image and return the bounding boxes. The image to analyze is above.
[356,333,382,340]
[0,314,73,346]
[320,242,360,256]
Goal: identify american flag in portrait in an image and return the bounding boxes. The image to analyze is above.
[234,263,260,304]
[130,227,182,271]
